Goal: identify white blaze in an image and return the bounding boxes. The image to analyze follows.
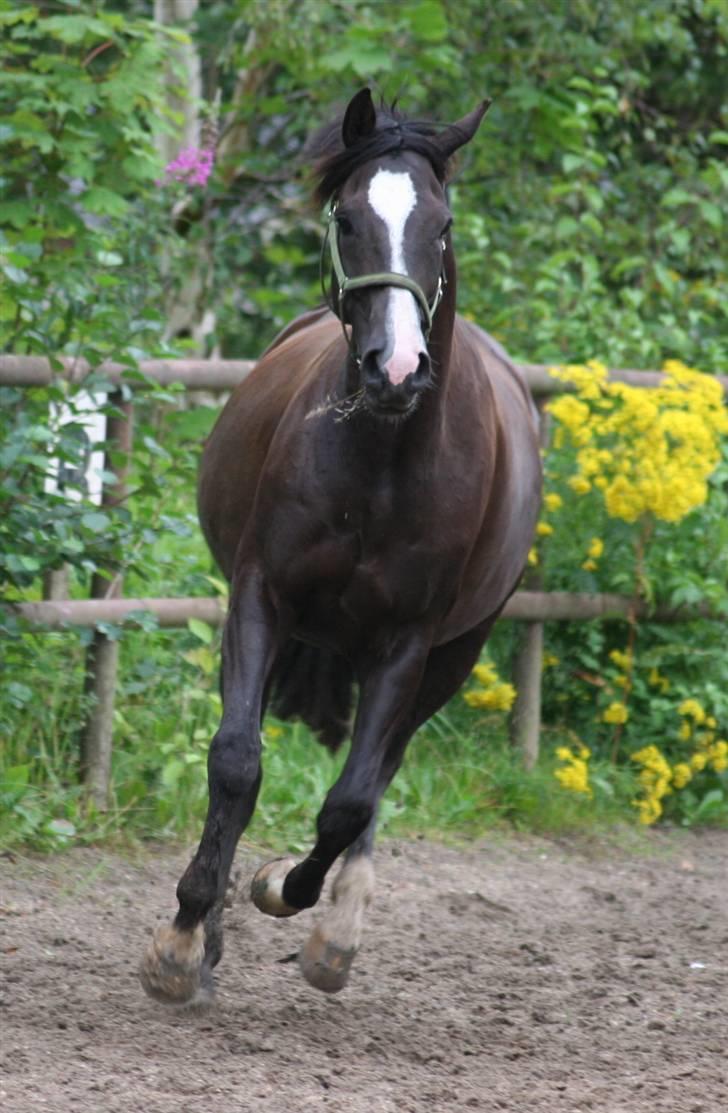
[367,169,426,385]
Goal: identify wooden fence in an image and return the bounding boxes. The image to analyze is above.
[2,353,726,803]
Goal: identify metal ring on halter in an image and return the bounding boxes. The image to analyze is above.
[323,202,446,355]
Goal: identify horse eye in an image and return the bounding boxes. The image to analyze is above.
[336,215,354,236]
[439,219,453,239]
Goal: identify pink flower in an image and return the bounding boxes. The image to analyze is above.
[161,146,215,188]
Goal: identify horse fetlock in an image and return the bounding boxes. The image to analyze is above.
[250,857,300,917]
[332,855,375,908]
[139,922,209,1007]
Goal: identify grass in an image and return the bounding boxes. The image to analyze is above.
[0,618,640,854]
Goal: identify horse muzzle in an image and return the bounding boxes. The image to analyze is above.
[360,348,431,416]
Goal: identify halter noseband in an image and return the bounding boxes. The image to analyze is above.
[323,202,446,345]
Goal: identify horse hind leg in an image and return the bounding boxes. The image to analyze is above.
[250,642,356,919]
[251,639,429,985]
[259,617,498,994]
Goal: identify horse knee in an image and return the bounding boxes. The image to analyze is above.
[208,728,261,800]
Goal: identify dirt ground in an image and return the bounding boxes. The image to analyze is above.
[1,829,726,1113]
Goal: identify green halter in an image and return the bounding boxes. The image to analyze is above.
[324,203,445,341]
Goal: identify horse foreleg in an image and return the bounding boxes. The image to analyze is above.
[140,575,280,1006]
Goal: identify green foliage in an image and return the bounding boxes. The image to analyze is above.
[187,0,728,369]
[1,1,727,850]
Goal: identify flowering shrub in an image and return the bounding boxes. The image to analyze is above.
[465,358,728,826]
[160,147,216,189]
[548,360,728,523]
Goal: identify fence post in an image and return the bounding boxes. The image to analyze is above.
[509,402,550,769]
[43,567,70,601]
[80,394,133,807]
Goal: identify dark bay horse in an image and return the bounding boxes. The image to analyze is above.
[141,89,541,1003]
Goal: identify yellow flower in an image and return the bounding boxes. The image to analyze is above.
[602,701,629,724]
[690,752,708,772]
[609,649,632,671]
[634,796,663,825]
[708,740,728,773]
[543,652,560,668]
[528,547,539,566]
[631,745,673,825]
[672,763,692,789]
[568,475,592,495]
[544,492,563,512]
[464,683,517,712]
[582,558,598,572]
[588,537,604,559]
[679,699,706,724]
[554,743,592,797]
[472,662,497,686]
[536,521,554,537]
[678,721,692,742]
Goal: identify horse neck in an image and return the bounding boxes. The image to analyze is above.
[408,243,457,443]
[428,244,457,386]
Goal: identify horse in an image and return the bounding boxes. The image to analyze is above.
[140,88,542,1004]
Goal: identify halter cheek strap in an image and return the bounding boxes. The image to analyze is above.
[323,203,446,343]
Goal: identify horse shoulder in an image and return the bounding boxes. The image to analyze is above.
[198,312,343,578]
[433,318,541,638]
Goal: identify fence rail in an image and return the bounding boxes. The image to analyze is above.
[2,350,725,801]
[7,591,718,630]
[2,353,727,396]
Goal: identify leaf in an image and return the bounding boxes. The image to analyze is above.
[161,759,184,788]
[2,764,30,787]
[405,1,448,42]
[80,187,129,217]
[187,618,213,645]
[81,512,110,533]
[698,200,722,230]
[660,188,693,208]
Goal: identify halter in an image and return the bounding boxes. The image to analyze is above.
[322,202,446,351]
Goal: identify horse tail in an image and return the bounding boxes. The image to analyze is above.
[268,639,354,753]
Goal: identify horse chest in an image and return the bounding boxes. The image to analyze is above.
[273,502,458,648]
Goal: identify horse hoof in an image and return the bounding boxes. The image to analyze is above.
[250,857,300,917]
[139,923,209,1007]
[299,924,356,993]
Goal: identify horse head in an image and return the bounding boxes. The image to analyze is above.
[314,88,490,418]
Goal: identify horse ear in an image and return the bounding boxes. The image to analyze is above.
[434,99,492,160]
[342,88,377,148]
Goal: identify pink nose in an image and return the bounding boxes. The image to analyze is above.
[384,349,423,386]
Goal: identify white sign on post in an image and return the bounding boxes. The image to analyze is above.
[45,390,108,506]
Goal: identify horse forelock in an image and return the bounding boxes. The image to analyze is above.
[307,105,449,206]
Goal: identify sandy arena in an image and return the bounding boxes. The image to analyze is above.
[1,830,726,1112]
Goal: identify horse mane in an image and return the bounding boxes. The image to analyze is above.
[307,102,450,206]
